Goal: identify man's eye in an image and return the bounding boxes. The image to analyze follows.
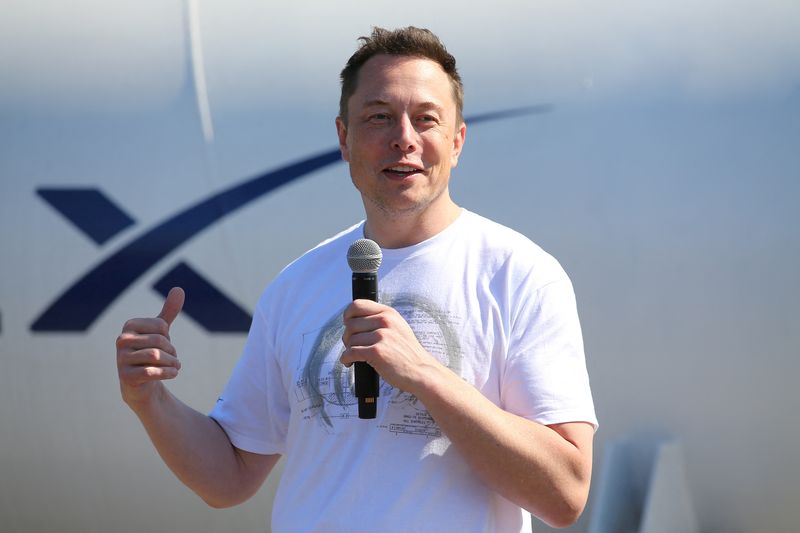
[418,115,437,124]
[370,113,390,122]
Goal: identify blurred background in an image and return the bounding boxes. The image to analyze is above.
[1,1,798,531]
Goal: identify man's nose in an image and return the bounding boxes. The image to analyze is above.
[390,115,419,153]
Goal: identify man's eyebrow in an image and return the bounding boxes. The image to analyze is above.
[416,101,446,113]
[362,99,446,113]
[363,99,390,108]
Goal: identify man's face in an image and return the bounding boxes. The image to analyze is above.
[336,55,466,219]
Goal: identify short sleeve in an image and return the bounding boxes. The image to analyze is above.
[501,276,598,430]
[209,301,290,454]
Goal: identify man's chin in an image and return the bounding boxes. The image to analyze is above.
[365,195,429,218]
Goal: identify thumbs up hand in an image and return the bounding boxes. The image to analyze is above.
[116,287,185,408]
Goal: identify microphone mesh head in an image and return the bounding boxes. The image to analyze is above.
[347,238,382,273]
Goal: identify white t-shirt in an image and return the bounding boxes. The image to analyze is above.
[210,210,597,532]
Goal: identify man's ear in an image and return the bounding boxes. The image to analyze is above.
[451,122,466,168]
[335,116,350,162]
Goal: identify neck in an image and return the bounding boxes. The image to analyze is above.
[364,197,461,249]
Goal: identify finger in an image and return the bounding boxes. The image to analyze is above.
[339,346,359,367]
[117,332,177,357]
[121,317,174,336]
[340,345,376,368]
[342,329,382,351]
[342,315,377,343]
[122,348,181,369]
[122,365,179,383]
[343,299,384,321]
[158,287,185,327]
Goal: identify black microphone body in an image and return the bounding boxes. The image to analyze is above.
[352,271,379,419]
[346,238,383,419]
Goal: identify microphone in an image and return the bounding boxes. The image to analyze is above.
[346,238,383,419]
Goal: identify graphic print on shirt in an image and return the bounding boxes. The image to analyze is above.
[295,292,463,436]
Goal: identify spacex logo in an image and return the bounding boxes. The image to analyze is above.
[33,150,340,333]
[30,105,550,334]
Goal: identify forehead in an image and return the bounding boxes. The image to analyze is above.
[351,55,456,110]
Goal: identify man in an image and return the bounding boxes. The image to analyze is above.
[116,27,597,532]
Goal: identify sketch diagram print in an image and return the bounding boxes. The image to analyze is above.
[297,292,463,439]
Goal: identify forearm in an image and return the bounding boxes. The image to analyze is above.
[127,383,273,508]
[414,364,592,528]
[341,299,593,525]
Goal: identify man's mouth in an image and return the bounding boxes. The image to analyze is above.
[383,164,423,179]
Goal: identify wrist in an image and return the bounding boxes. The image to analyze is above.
[123,382,169,415]
[411,359,463,408]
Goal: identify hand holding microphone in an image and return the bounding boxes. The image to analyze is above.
[346,239,382,419]
[343,239,444,419]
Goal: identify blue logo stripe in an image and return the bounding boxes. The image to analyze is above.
[37,188,136,245]
[466,104,553,125]
[153,262,253,332]
[31,150,341,331]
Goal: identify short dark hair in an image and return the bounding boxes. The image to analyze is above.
[339,26,464,126]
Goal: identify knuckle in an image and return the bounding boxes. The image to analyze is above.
[144,366,161,378]
[115,334,127,350]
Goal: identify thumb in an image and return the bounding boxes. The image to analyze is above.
[157,287,185,327]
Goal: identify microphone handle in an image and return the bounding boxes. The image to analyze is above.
[352,272,379,419]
